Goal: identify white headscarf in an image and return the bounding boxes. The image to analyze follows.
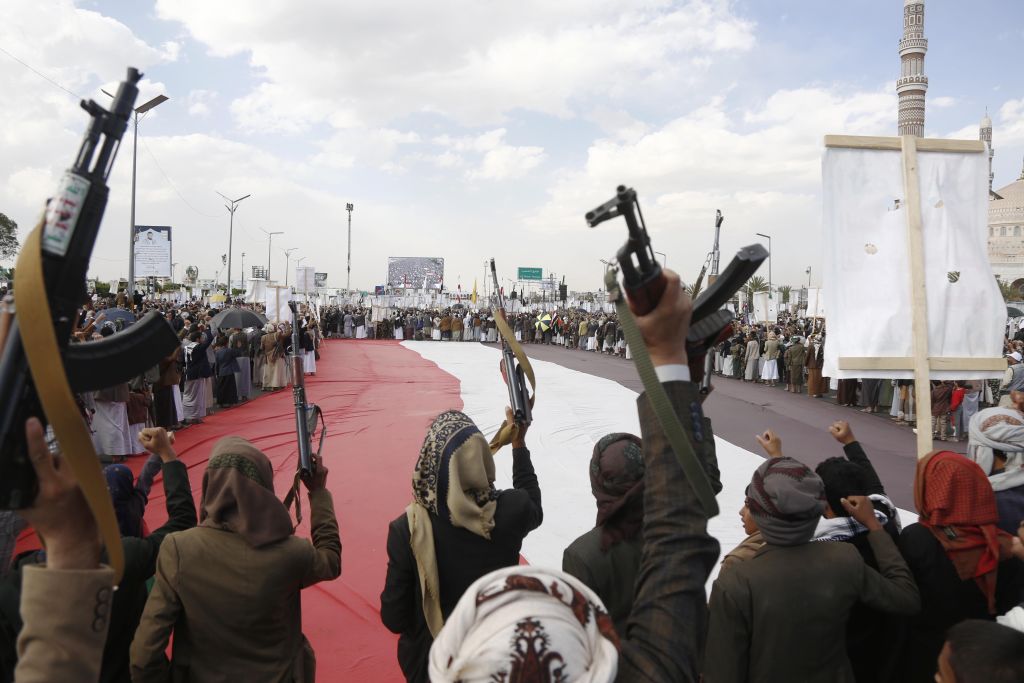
[967,407,1024,492]
[427,566,619,683]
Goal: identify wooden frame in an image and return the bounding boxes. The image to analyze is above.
[826,134,998,458]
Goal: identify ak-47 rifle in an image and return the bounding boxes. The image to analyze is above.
[0,68,180,510]
[287,302,325,479]
[490,259,532,426]
[586,185,767,388]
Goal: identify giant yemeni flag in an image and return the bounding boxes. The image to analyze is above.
[70,339,913,682]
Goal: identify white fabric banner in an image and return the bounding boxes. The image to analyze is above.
[805,288,825,318]
[265,286,293,323]
[822,145,1004,379]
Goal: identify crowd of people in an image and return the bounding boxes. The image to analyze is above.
[2,278,1024,683]
[707,315,1024,445]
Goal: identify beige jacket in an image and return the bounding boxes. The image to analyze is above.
[130,489,341,683]
[15,565,115,683]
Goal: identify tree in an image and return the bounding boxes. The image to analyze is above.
[686,279,705,300]
[0,213,19,260]
[742,275,769,300]
[778,285,792,304]
[996,277,1020,302]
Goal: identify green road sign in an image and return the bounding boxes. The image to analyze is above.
[517,267,543,281]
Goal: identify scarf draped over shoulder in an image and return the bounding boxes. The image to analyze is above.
[406,410,497,636]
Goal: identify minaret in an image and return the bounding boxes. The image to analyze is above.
[897,0,928,137]
[980,110,994,195]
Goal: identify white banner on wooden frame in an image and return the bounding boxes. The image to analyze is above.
[822,139,1004,381]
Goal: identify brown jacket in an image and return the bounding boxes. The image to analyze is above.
[15,565,114,683]
[158,348,182,388]
[705,530,919,682]
[129,488,341,683]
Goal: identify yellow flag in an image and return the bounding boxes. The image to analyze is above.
[471,279,478,305]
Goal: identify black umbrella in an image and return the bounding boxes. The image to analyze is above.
[99,308,137,325]
[210,307,266,331]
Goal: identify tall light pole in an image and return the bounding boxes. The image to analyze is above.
[755,232,772,298]
[284,248,297,287]
[217,191,251,296]
[240,252,246,294]
[346,203,354,291]
[260,228,283,281]
[806,266,812,288]
[107,90,168,292]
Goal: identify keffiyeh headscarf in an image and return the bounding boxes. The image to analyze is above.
[407,411,498,636]
[967,407,1024,492]
[914,451,1014,614]
[200,437,294,548]
[428,566,619,683]
[745,457,826,546]
[590,433,644,551]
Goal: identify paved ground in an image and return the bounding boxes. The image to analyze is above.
[500,343,965,511]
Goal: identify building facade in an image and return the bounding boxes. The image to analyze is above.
[987,157,1024,289]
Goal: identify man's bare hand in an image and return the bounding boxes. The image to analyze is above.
[138,427,176,462]
[841,495,881,531]
[755,429,783,458]
[302,454,328,492]
[829,420,856,445]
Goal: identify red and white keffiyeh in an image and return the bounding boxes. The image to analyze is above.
[428,566,619,682]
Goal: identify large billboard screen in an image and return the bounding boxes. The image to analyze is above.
[387,257,444,290]
[133,225,172,278]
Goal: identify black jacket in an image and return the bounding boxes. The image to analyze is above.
[183,333,212,381]
[897,523,1024,682]
[380,447,543,683]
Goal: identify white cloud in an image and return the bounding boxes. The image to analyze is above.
[155,0,755,132]
[468,144,546,181]
[185,89,217,117]
[931,96,957,108]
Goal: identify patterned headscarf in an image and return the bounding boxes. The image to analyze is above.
[428,566,619,682]
[590,433,644,551]
[407,411,498,637]
[967,407,1024,492]
[914,451,1014,614]
[104,464,143,538]
[200,436,294,548]
[745,457,826,546]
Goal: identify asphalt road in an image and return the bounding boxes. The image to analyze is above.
[505,343,966,511]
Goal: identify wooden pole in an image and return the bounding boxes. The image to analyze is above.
[900,135,933,459]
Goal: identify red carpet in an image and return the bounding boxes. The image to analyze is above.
[23,339,463,681]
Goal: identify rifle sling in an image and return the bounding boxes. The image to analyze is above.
[604,269,719,517]
[14,225,125,581]
[488,311,536,453]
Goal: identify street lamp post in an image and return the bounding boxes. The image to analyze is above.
[284,248,297,287]
[217,191,251,297]
[260,228,284,281]
[346,203,354,291]
[116,92,168,294]
[806,266,812,288]
[755,233,772,298]
[297,256,308,293]
[240,252,246,294]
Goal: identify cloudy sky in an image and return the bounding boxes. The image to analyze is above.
[1,0,1022,293]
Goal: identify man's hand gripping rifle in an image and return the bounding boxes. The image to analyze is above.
[489,259,532,446]
[585,185,767,392]
[0,68,179,511]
